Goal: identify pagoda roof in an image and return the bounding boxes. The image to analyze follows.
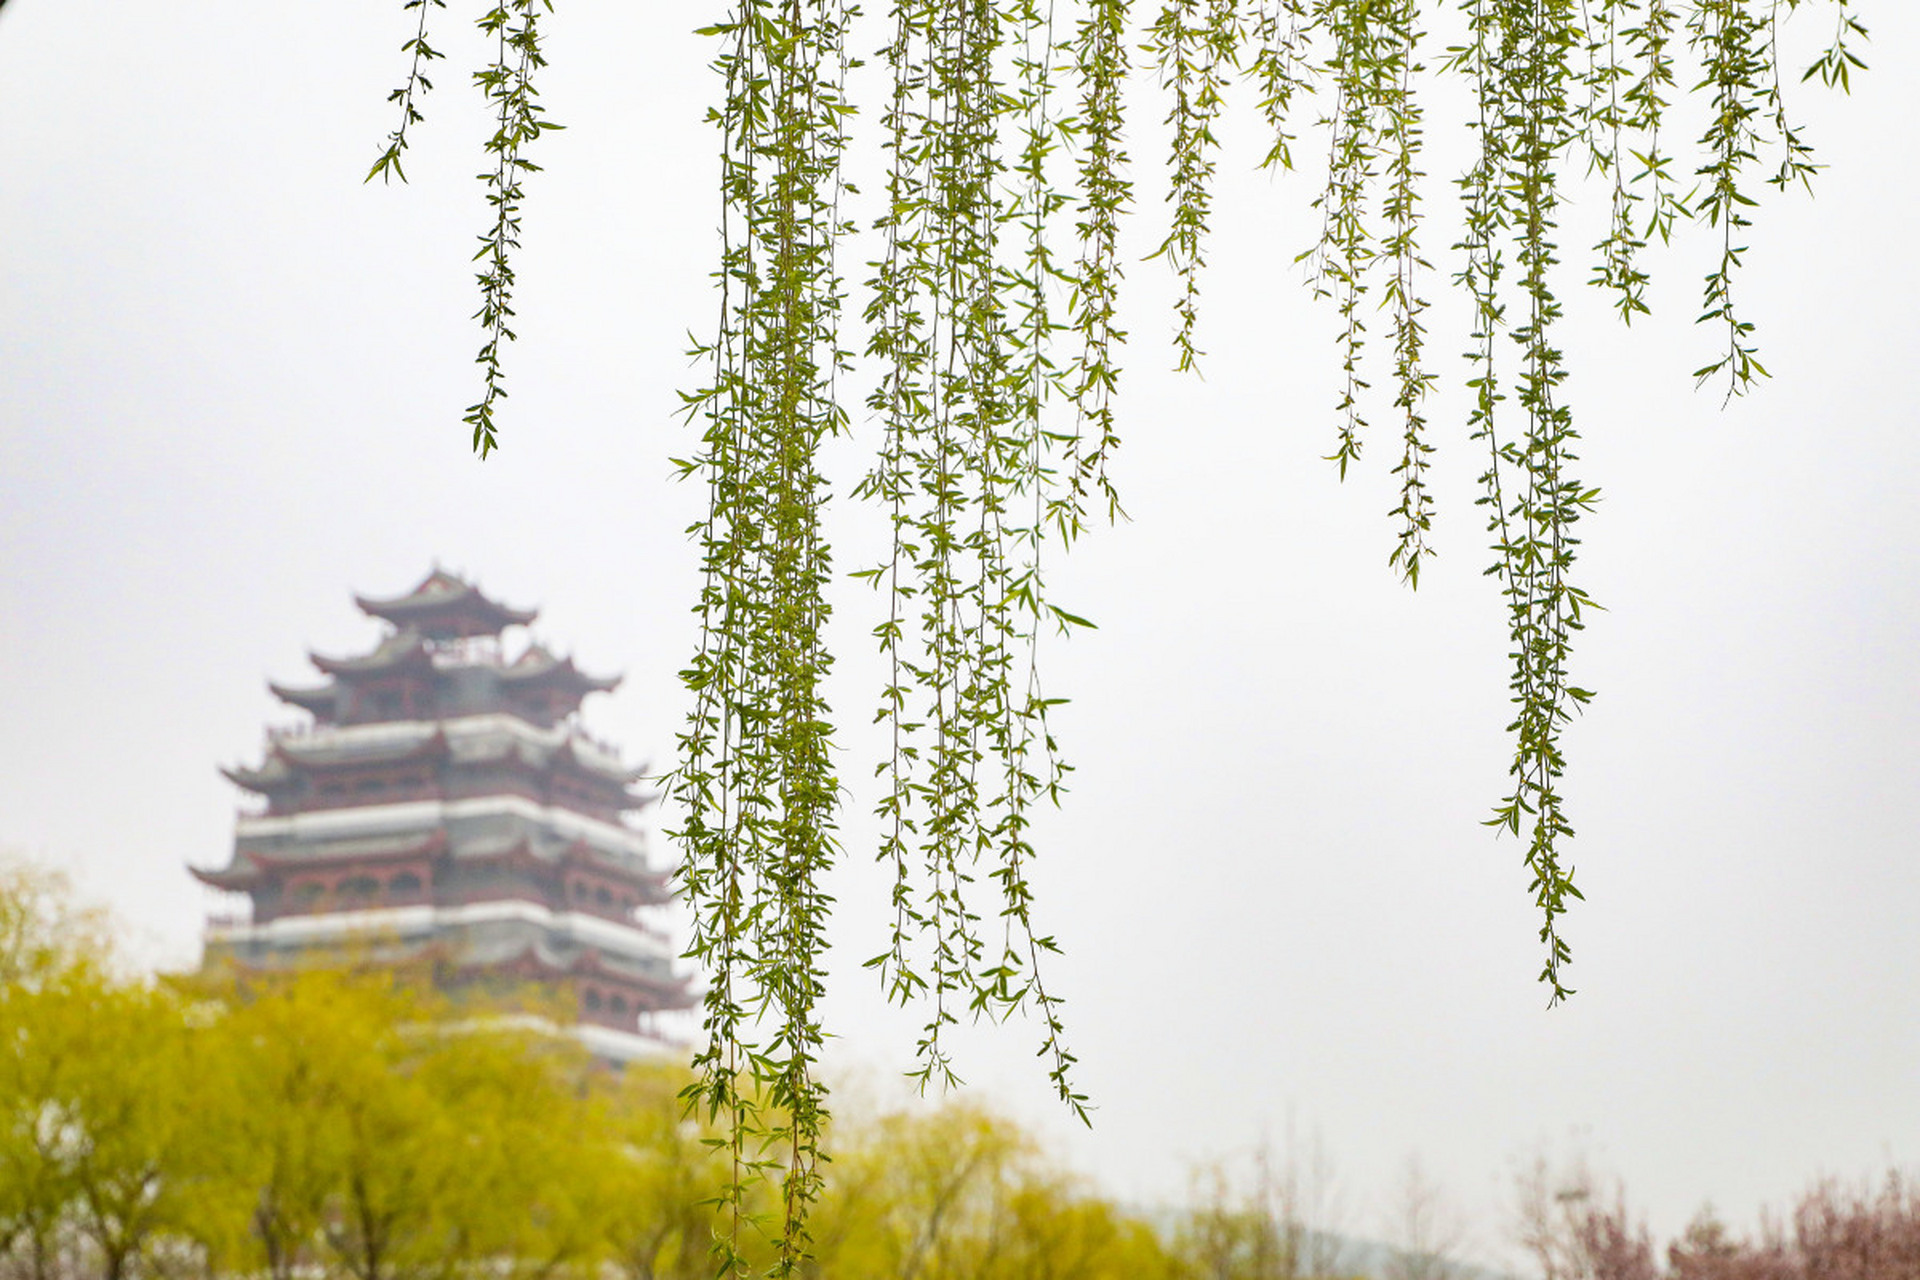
[268,680,336,715]
[457,737,646,804]
[458,837,667,897]
[276,727,447,769]
[191,861,262,892]
[356,569,538,640]
[465,941,695,1007]
[553,837,670,897]
[550,738,650,789]
[440,736,636,800]
[222,758,296,794]
[250,829,449,868]
[310,627,434,678]
[194,830,451,890]
[499,645,621,696]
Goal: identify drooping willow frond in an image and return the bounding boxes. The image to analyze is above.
[854,0,1088,1119]
[367,0,448,187]
[364,0,1870,1262]
[672,0,854,1266]
[1147,0,1243,371]
[468,0,558,458]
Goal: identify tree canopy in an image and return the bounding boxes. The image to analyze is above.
[0,863,1340,1280]
[360,0,1866,1269]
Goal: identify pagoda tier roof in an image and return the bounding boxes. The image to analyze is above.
[225,823,658,889]
[252,829,450,868]
[356,569,538,639]
[251,716,630,773]
[451,739,648,809]
[224,727,642,803]
[192,830,451,889]
[276,728,448,769]
[500,645,621,696]
[465,941,696,1009]
[192,862,261,892]
[550,738,652,789]
[269,681,335,715]
[222,758,295,794]
[310,627,433,677]
[462,837,670,900]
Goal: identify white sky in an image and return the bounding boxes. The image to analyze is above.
[2,1,1915,1270]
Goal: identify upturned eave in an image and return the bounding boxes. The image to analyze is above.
[355,569,539,638]
[309,627,433,677]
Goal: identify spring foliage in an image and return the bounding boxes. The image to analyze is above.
[360,0,1867,1268]
[0,865,1245,1280]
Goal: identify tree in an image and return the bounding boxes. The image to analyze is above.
[210,975,604,1280]
[0,965,224,1280]
[594,1063,724,1280]
[802,1096,1182,1280]
[1381,1156,1465,1280]
[358,0,1870,1266]
[1511,1152,1669,1280]
[809,1100,1031,1279]
[0,862,109,991]
[1175,1135,1353,1280]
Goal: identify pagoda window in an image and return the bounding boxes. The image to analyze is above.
[389,871,423,896]
[291,881,325,908]
[594,886,613,909]
[340,875,382,900]
[318,781,348,799]
[610,994,629,1016]
[571,881,588,902]
[354,777,387,795]
[584,988,604,1012]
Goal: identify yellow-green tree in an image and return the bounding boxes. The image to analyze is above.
[0,964,226,1280]
[593,1062,726,1280]
[805,1099,1183,1280]
[0,861,108,990]
[6,860,1367,1280]
[195,968,610,1280]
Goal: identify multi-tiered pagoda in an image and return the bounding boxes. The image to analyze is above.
[195,569,692,1058]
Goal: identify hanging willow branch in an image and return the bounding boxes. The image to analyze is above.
[367,0,1868,1265]
[671,0,854,1266]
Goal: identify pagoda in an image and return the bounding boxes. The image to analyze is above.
[195,569,693,1058]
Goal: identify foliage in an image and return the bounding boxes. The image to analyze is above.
[15,866,1920,1280]
[353,0,1871,1266]
[0,863,110,990]
[1516,1163,1920,1280]
[0,866,1206,1280]
[1175,1148,1366,1280]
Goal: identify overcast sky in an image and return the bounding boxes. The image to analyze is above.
[3,1,1915,1271]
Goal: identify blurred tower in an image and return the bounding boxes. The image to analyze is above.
[194,568,692,1058]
